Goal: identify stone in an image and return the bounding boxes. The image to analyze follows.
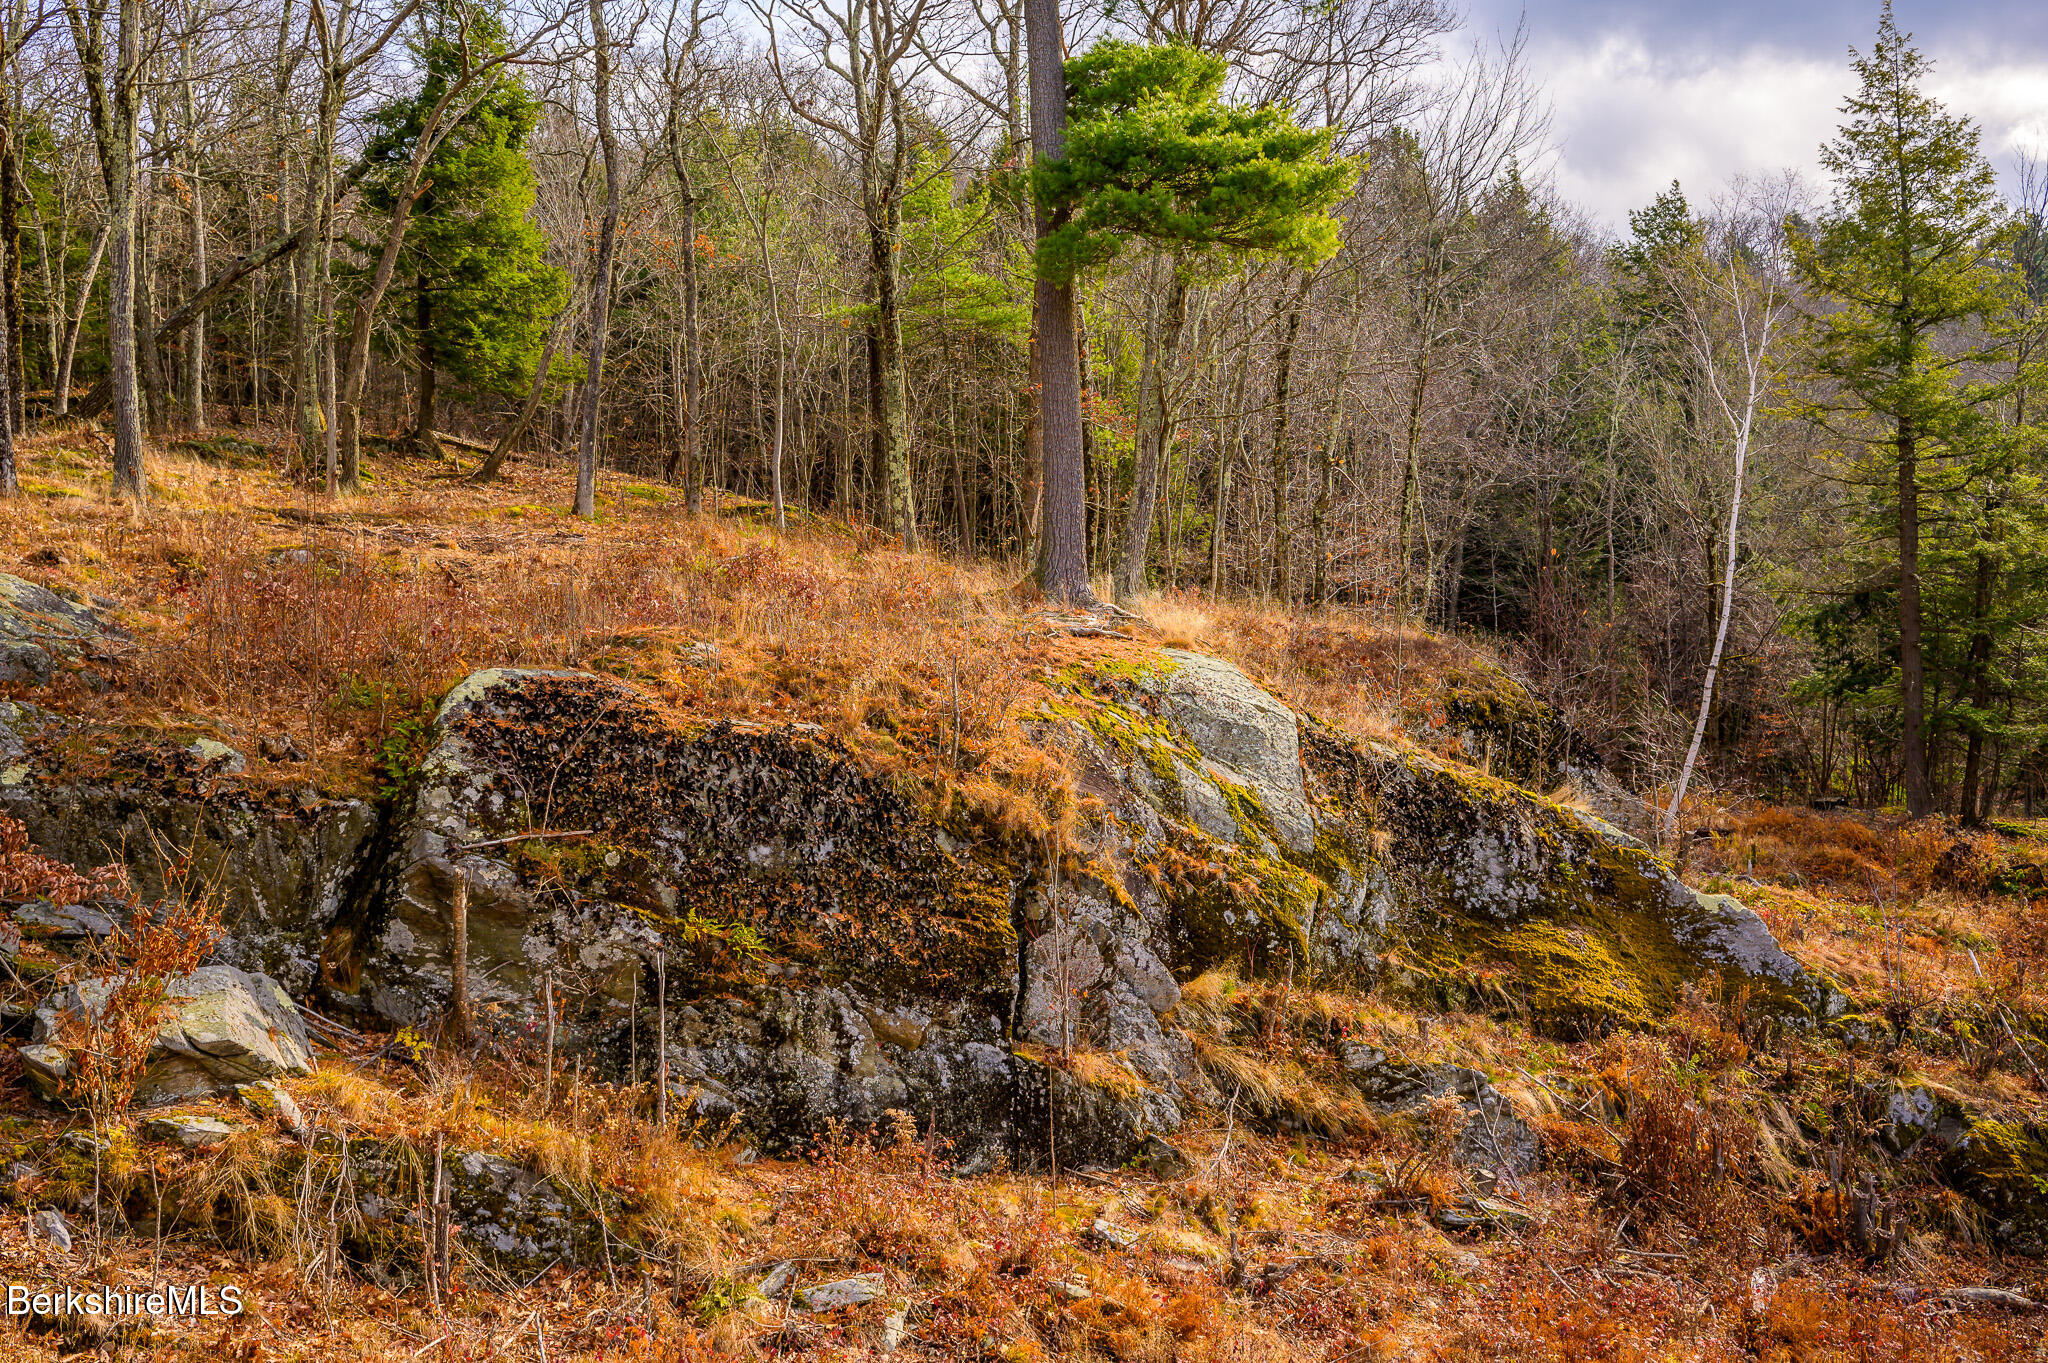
[794,1274,887,1312]
[341,668,1026,1162]
[258,733,308,763]
[2,774,378,994]
[1340,1046,1541,1175]
[1939,1118,2048,1255]
[1152,650,1317,855]
[1090,1217,1140,1249]
[31,965,315,1107]
[11,898,121,941]
[1875,1082,1967,1159]
[16,1044,69,1102]
[32,1208,72,1252]
[235,1079,308,1137]
[142,1115,236,1149]
[0,574,123,689]
[1129,1134,1191,1180]
[184,739,247,776]
[756,1261,796,1300]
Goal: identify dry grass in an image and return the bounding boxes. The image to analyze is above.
[4,431,2048,1359]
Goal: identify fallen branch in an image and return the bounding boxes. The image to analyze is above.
[449,829,596,854]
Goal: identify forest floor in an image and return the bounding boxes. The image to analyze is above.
[1,425,2045,1360]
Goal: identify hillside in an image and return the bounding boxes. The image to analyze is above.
[0,429,2045,1362]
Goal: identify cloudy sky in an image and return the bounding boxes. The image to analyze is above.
[1459,1,2048,232]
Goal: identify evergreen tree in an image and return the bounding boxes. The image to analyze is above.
[363,2,565,454]
[1788,2,2019,816]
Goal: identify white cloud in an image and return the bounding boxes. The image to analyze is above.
[1523,35,2048,231]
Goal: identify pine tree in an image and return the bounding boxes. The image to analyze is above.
[363,2,565,455]
[1788,2,2019,816]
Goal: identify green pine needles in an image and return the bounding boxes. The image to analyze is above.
[1030,41,1358,285]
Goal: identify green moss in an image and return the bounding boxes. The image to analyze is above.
[1944,1120,2048,1251]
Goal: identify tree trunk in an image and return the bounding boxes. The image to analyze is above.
[106,0,145,496]
[1268,287,1306,606]
[1957,545,1995,824]
[1897,420,1931,817]
[0,107,23,435]
[179,2,207,431]
[575,0,620,519]
[55,223,109,416]
[1024,0,1091,604]
[413,277,442,454]
[0,155,13,491]
[867,159,916,547]
[663,106,704,509]
[1114,264,1188,601]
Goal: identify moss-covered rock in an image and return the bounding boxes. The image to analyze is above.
[1941,1119,2048,1255]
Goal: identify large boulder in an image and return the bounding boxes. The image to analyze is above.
[1042,652,1829,1033]
[333,668,1030,1160]
[24,964,315,1106]
[335,650,1829,1166]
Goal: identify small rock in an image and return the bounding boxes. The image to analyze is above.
[1090,1217,1140,1250]
[1050,1279,1093,1301]
[33,964,315,1106]
[1130,1135,1190,1180]
[878,1301,910,1353]
[185,739,247,775]
[16,1044,69,1102]
[794,1273,887,1312]
[12,898,121,941]
[735,1147,759,1167]
[756,1261,796,1299]
[258,733,308,763]
[235,1080,308,1137]
[32,1208,72,1252]
[142,1114,236,1149]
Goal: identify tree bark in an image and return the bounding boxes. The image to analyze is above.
[473,293,575,483]
[179,0,208,430]
[1897,419,1931,817]
[413,277,442,454]
[1268,286,1307,605]
[1024,0,1091,604]
[1113,263,1188,601]
[575,0,620,519]
[55,223,109,416]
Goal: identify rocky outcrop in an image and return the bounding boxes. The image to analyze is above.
[1045,652,1828,1033]
[0,574,123,691]
[317,652,1824,1171]
[1339,1046,1540,1175]
[331,668,1032,1160]
[0,702,378,992]
[23,965,315,1107]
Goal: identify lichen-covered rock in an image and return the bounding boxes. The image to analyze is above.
[1875,1081,1968,1159]
[340,668,1028,1160]
[1941,1119,2048,1255]
[2,748,377,992]
[1339,1045,1540,1174]
[342,1141,619,1276]
[141,1114,236,1149]
[30,965,314,1107]
[1043,652,1826,1036]
[0,574,123,690]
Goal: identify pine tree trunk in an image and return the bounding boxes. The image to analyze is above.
[576,0,620,519]
[1024,0,1091,604]
[1897,420,1931,816]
